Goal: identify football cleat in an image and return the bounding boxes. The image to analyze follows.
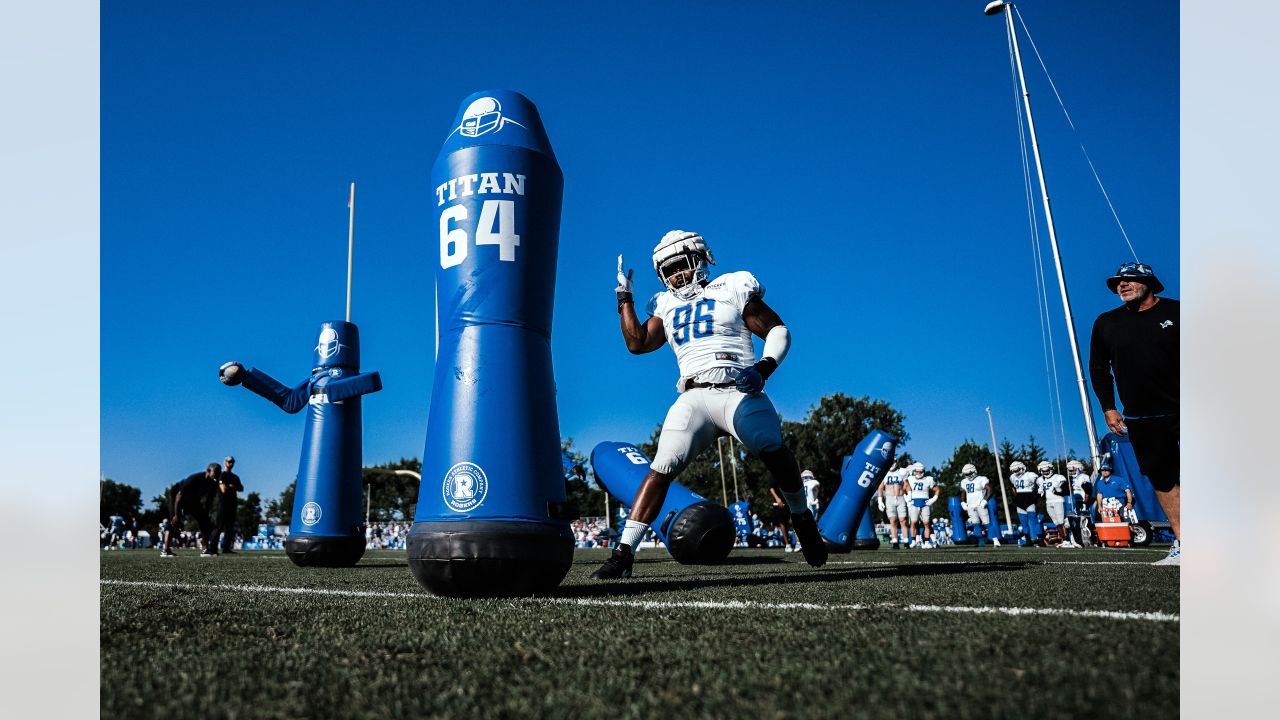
[789,510,828,567]
[590,544,635,580]
[1152,544,1180,566]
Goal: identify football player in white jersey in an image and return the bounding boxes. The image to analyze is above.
[906,463,940,548]
[1065,460,1091,547]
[1036,461,1073,547]
[959,464,1000,547]
[592,231,826,579]
[877,464,910,548]
[1009,460,1043,545]
[801,469,821,517]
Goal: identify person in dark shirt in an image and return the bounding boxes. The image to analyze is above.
[209,456,244,554]
[160,463,221,557]
[1088,261,1179,566]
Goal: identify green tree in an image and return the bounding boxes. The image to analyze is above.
[236,492,263,540]
[99,479,142,525]
[788,393,909,503]
[265,480,295,524]
[362,458,422,522]
[563,438,607,520]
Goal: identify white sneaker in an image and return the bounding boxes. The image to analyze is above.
[784,545,795,553]
[992,538,1001,547]
[1153,545,1180,566]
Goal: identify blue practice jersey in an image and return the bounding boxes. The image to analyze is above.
[729,500,754,537]
[1095,476,1134,502]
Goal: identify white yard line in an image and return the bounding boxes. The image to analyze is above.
[827,559,1162,566]
[100,579,1178,623]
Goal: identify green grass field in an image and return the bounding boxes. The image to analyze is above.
[101,545,1178,720]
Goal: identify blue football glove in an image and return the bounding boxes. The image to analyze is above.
[735,364,765,395]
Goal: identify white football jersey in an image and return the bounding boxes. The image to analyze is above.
[648,271,762,388]
[1071,476,1091,498]
[1040,474,1068,502]
[960,475,990,504]
[908,475,936,500]
[803,477,820,507]
[1010,470,1039,493]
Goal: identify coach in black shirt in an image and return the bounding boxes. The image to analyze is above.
[210,456,244,554]
[1088,261,1179,565]
[160,463,220,557]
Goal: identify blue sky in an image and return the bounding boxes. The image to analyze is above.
[101,1,1178,503]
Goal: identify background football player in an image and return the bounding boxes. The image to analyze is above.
[1009,460,1042,546]
[801,469,821,517]
[877,463,910,548]
[1036,461,1072,547]
[1065,460,1090,547]
[959,463,1000,547]
[592,230,826,579]
[906,463,940,548]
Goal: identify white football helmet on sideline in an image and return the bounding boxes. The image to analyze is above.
[653,230,715,301]
[1009,460,1026,474]
[1037,461,1053,476]
[1066,460,1084,476]
[962,464,977,477]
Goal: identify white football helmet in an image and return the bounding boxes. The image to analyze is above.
[1009,460,1026,474]
[911,462,925,476]
[961,463,977,477]
[1037,461,1053,476]
[1066,460,1084,476]
[653,230,715,301]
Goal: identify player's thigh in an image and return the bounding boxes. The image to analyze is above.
[977,504,990,525]
[907,503,922,524]
[920,505,932,523]
[1046,503,1065,524]
[651,393,718,476]
[965,505,980,524]
[724,392,784,454]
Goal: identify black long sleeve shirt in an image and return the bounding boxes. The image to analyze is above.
[1088,297,1179,418]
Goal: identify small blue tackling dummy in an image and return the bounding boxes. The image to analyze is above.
[220,320,382,567]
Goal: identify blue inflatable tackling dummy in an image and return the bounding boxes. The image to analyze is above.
[591,442,735,565]
[1101,432,1169,523]
[407,90,574,597]
[817,431,897,552]
[221,320,382,567]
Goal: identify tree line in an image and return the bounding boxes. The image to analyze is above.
[101,392,1089,536]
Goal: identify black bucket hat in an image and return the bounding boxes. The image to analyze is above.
[1106,261,1164,294]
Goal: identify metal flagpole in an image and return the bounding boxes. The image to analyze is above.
[986,406,1014,528]
[717,437,730,506]
[345,182,356,322]
[986,1,1101,470]
[727,436,741,501]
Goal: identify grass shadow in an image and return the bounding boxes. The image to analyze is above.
[552,561,1033,599]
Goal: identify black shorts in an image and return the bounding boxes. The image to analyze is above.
[1014,492,1038,513]
[772,505,790,524]
[171,497,213,536]
[1125,415,1179,492]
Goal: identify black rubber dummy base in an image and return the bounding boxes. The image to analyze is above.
[285,534,366,568]
[407,520,574,598]
[665,502,735,565]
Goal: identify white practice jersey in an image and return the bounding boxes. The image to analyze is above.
[1040,474,1068,503]
[1010,470,1039,493]
[881,469,908,496]
[959,475,990,505]
[907,475,936,500]
[803,477,820,507]
[648,271,762,389]
[1071,475,1091,498]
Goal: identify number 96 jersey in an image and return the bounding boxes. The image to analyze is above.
[647,271,762,388]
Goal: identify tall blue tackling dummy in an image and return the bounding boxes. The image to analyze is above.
[219,321,382,567]
[591,442,735,564]
[407,90,574,597]
[817,431,897,552]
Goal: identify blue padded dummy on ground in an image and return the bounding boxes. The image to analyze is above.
[220,320,382,567]
[591,441,735,565]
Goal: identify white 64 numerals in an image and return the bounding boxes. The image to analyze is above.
[437,171,526,269]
